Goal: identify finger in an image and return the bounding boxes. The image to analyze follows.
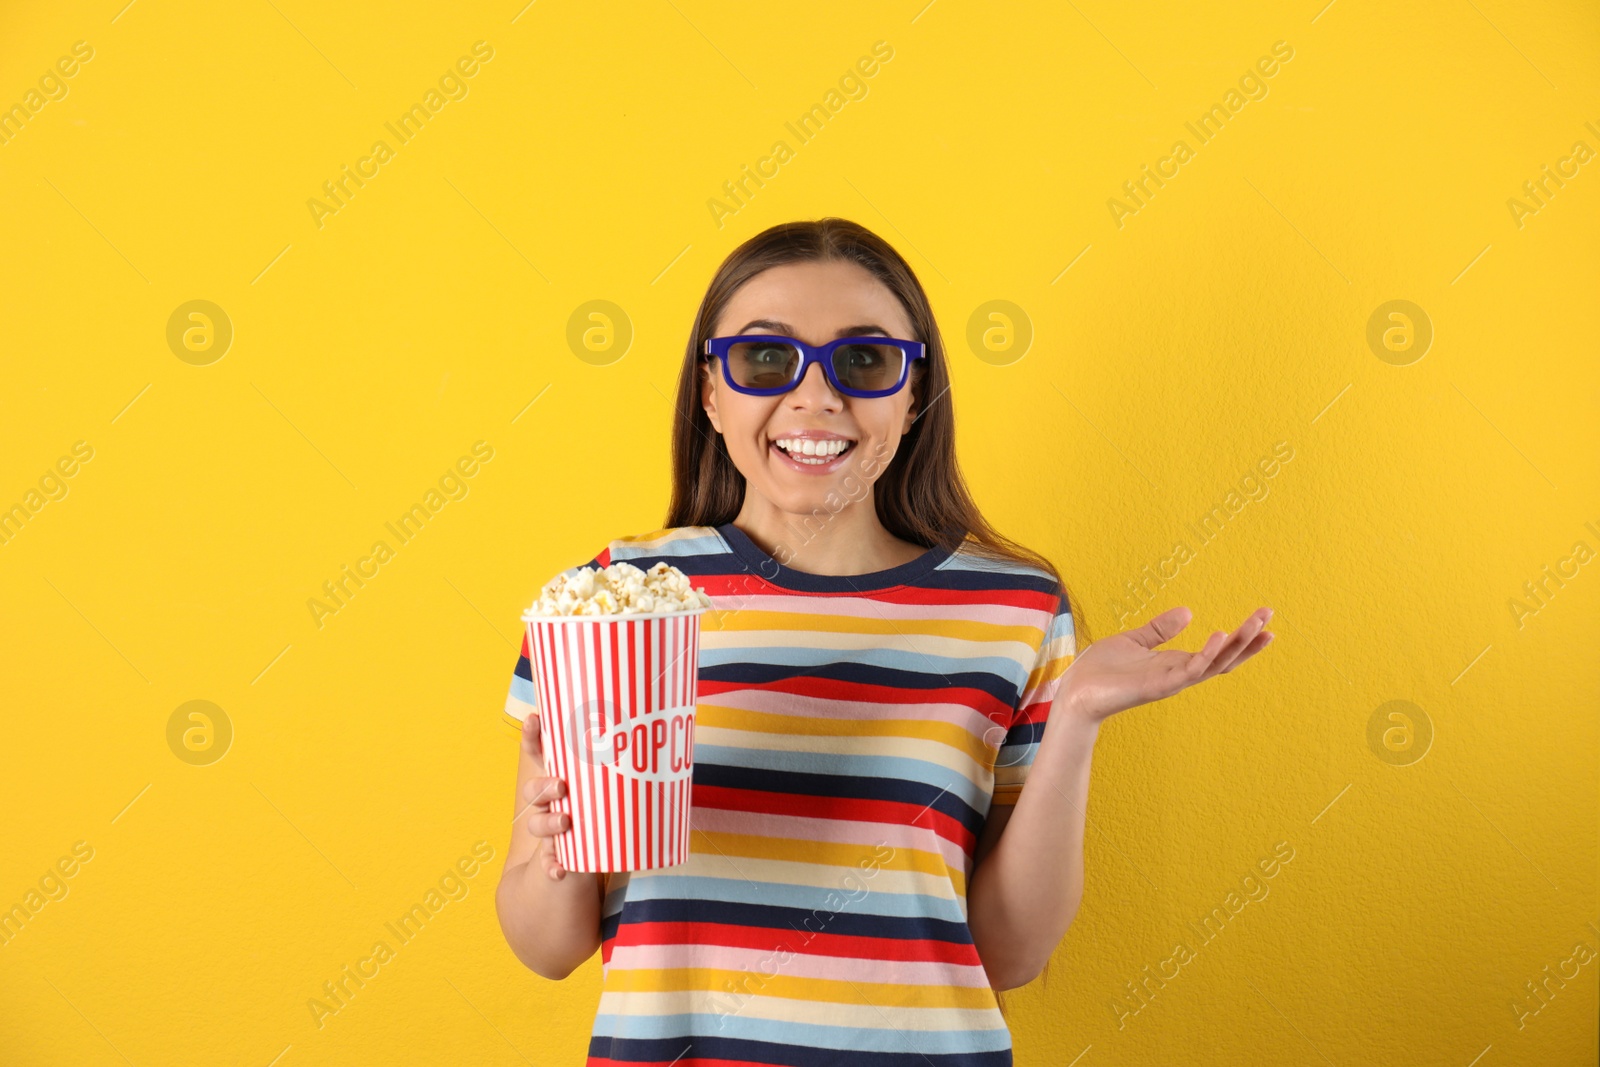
[528,809,571,838]
[1219,629,1275,673]
[543,842,567,882]
[521,713,543,755]
[1210,609,1273,677]
[520,776,566,811]
[1182,630,1229,680]
[514,777,565,826]
[1209,604,1273,671]
[1128,606,1194,650]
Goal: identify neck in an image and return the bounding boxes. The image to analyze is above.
[731,495,923,576]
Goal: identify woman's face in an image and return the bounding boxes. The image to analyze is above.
[701,259,923,518]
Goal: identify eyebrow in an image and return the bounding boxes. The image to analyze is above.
[736,319,892,338]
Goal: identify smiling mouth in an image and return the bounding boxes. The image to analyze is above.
[770,438,857,466]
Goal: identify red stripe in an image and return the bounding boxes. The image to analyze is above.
[640,620,652,870]
[671,621,680,869]
[695,674,1012,720]
[575,622,598,871]
[628,776,640,871]
[589,1057,782,1067]
[555,621,578,872]
[608,920,982,966]
[542,622,573,871]
[644,775,654,870]
[655,617,670,865]
[665,617,678,870]
[1013,697,1053,727]
[694,571,1053,612]
[610,621,624,872]
[541,622,568,870]
[630,617,643,870]
[593,621,616,872]
[692,784,975,852]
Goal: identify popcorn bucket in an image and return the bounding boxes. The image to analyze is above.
[520,606,705,873]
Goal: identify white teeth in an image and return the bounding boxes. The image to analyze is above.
[775,437,852,457]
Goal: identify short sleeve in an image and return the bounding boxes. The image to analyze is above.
[991,585,1076,806]
[502,545,611,729]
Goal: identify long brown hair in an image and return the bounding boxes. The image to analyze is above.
[664,219,1080,616]
[664,217,1081,1012]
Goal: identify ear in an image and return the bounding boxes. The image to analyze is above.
[701,357,723,434]
[900,363,925,434]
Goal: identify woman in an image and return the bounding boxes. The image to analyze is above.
[495,218,1273,1065]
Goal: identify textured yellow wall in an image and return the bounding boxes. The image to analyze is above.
[2,1,1596,1064]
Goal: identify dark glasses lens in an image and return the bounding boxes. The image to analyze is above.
[725,340,802,390]
[831,341,904,392]
[724,340,905,394]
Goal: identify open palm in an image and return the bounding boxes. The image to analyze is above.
[1062,605,1275,725]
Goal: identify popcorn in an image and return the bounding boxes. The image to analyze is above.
[529,560,713,617]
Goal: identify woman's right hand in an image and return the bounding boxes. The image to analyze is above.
[518,712,573,882]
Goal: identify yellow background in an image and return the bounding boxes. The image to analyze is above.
[2,1,1597,1064]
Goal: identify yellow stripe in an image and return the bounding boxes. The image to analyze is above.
[1021,645,1076,695]
[696,704,996,765]
[989,783,1022,806]
[602,967,997,1010]
[710,609,1046,646]
[615,526,709,550]
[694,830,967,897]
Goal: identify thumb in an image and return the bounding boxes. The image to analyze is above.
[1126,606,1193,650]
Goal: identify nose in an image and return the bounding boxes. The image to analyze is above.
[787,359,843,411]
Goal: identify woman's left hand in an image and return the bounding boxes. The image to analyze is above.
[1059,606,1275,727]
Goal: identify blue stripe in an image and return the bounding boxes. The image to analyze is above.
[700,645,1030,689]
[607,873,968,925]
[589,1033,1012,1066]
[703,660,1024,706]
[507,673,536,706]
[693,744,984,806]
[591,1013,1010,1056]
[606,896,974,945]
[1002,721,1045,746]
[609,531,731,563]
[694,763,985,838]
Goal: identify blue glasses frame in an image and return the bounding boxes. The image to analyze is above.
[702,334,927,399]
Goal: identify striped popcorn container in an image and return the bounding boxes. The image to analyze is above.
[519,606,706,873]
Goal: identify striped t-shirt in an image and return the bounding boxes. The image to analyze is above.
[504,523,1077,1066]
